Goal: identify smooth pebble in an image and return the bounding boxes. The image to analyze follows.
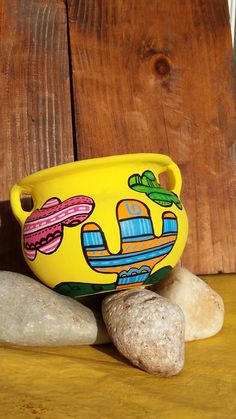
[154,266,224,341]
[102,287,185,377]
[0,271,110,346]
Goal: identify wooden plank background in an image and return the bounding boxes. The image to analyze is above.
[0,0,235,275]
[0,0,74,273]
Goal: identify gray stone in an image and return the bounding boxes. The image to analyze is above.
[102,288,185,377]
[155,267,224,341]
[0,271,110,346]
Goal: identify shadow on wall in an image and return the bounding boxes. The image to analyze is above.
[0,200,36,277]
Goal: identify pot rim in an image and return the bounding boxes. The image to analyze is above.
[16,153,173,186]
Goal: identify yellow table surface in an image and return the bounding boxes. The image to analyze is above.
[1,275,236,419]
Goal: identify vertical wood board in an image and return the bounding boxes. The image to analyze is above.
[68,0,236,274]
[0,0,74,272]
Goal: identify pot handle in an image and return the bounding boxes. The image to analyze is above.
[10,184,33,225]
[163,160,182,197]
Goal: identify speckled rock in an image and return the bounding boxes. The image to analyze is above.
[155,267,224,341]
[102,288,185,377]
[0,271,110,346]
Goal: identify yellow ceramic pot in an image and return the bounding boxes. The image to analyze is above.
[10,153,188,297]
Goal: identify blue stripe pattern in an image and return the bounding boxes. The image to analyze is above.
[83,231,105,247]
[120,217,153,239]
[118,272,150,285]
[118,266,151,285]
[163,219,177,234]
[88,243,175,268]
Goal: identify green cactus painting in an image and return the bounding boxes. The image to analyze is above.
[128,170,182,209]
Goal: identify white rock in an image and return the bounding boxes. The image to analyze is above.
[0,271,110,346]
[102,288,185,377]
[155,267,224,341]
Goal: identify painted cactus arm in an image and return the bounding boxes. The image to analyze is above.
[81,199,178,287]
[81,222,112,274]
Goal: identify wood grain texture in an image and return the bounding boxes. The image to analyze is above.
[68,0,236,274]
[0,0,74,272]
